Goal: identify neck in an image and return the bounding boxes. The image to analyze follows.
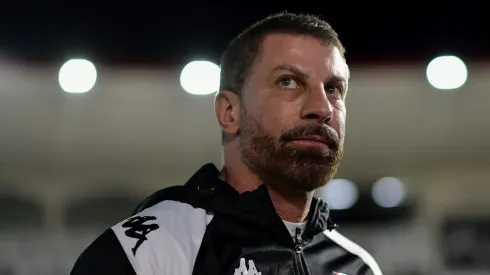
[220,142,313,223]
[268,185,313,223]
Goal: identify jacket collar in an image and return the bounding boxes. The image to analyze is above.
[185,163,337,242]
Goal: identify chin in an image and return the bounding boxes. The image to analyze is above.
[284,171,333,192]
[283,164,338,192]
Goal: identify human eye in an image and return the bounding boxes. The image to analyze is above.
[325,84,344,97]
[278,77,299,89]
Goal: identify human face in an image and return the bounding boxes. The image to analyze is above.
[239,33,349,192]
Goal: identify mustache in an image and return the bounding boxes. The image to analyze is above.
[279,123,340,149]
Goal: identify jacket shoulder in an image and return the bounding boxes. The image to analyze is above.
[70,229,136,275]
[322,229,383,275]
[111,197,213,275]
[132,185,190,214]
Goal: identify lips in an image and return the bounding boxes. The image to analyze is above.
[290,135,328,145]
[280,123,339,150]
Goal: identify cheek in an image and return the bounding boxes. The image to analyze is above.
[262,113,286,136]
[333,106,346,137]
[257,109,292,138]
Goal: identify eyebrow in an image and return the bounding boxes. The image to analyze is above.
[328,75,347,85]
[272,64,310,80]
[272,64,347,85]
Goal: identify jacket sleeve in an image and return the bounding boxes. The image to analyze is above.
[70,229,137,275]
[322,229,383,275]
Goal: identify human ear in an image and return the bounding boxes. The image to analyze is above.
[215,90,240,136]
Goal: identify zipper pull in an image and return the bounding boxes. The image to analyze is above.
[294,227,303,253]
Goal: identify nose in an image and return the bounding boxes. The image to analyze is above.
[300,87,334,123]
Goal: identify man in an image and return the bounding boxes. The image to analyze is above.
[70,12,383,275]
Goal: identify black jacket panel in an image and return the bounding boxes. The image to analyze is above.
[70,163,382,275]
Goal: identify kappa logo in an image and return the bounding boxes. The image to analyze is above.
[122,216,159,255]
[234,258,261,275]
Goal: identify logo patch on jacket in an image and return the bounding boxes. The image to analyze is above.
[234,258,262,275]
[122,215,159,255]
[333,272,347,275]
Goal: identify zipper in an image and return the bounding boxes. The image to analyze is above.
[294,227,303,253]
[293,227,310,275]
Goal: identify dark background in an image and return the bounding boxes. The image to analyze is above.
[0,1,488,66]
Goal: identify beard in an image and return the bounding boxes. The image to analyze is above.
[239,106,344,192]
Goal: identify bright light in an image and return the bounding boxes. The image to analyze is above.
[426,55,467,90]
[180,60,220,95]
[317,179,359,210]
[372,177,407,208]
[59,59,97,93]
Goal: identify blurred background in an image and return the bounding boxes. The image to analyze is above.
[0,3,489,275]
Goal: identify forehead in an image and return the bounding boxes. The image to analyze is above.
[255,33,348,79]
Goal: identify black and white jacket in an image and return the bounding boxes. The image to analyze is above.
[70,163,383,275]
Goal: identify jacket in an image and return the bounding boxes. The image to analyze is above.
[70,163,383,275]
